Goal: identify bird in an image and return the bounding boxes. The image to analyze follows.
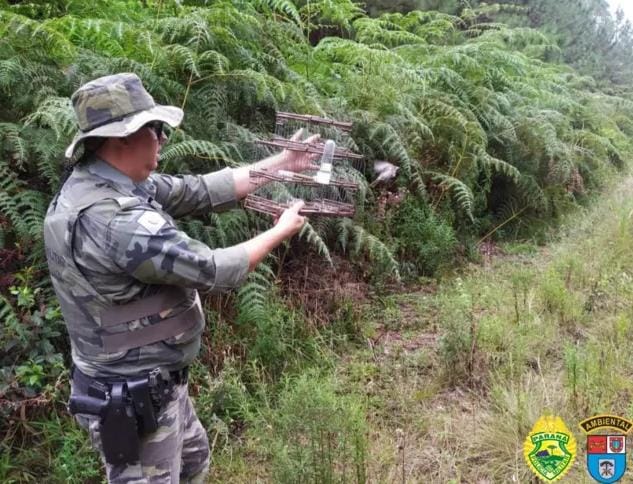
[370,160,399,187]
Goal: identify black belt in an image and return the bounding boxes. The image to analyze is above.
[70,365,189,404]
[70,365,188,395]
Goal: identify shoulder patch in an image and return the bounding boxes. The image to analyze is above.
[137,211,166,235]
[116,197,141,210]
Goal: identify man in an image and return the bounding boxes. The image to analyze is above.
[43,73,313,482]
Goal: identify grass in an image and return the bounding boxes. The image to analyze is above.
[337,175,633,482]
[6,176,633,482]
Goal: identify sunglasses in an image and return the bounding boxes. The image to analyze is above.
[145,121,164,140]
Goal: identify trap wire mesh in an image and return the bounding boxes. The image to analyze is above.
[244,112,365,217]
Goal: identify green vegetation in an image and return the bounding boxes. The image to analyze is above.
[2,0,633,481]
[327,175,633,483]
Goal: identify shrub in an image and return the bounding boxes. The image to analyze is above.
[257,370,368,484]
[391,196,457,276]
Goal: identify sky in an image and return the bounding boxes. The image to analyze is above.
[608,0,633,22]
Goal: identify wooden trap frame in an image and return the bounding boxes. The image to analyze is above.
[243,111,364,217]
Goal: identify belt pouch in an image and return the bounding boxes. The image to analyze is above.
[100,382,140,465]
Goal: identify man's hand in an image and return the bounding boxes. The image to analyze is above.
[239,200,307,271]
[279,128,321,173]
[274,200,306,237]
[232,129,322,199]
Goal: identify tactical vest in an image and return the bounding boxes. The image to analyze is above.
[44,169,205,362]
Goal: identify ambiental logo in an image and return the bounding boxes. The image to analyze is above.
[579,414,633,483]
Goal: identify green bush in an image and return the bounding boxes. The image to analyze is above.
[392,196,457,276]
[243,299,323,382]
[438,279,475,386]
[1,268,65,401]
[257,370,367,484]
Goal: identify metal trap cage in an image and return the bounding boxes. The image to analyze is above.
[275,111,354,146]
[244,112,365,218]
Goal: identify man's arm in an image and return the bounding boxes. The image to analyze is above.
[105,202,305,290]
[232,151,291,200]
[152,130,319,215]
[239,201,305,271]
[151,168,238,218]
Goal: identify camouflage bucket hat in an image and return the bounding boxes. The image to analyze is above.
[65,72,183,158]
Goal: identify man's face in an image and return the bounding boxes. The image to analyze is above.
[123,122,166,181]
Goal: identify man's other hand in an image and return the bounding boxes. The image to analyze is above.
[275,200,306,237]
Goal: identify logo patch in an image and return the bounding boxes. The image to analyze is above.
[580,414,632,484]
[137,211,166,235]
[523,415,577,482]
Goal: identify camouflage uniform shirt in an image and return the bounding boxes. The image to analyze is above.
[50,157,249,377]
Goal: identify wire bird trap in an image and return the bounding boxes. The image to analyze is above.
[244,112,365,217]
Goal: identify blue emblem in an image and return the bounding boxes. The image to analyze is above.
[587,435,626,483]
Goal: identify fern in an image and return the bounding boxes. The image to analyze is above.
[426,171,474,220]
[0,58,22,92]
[334,218,400,279]
[366,120,414,176]
[198,49,230,75]
[354,17,426,48]
[477,151,520,182]
[237,261,276,325]
[50,16,128,57]
[0,10,76,62]
[0,0,629,372]
[159,139,235,171]
[23,96,76,139]
[299,221,332,266]
[250,0,302,27]
[300,0,364,32]
[16,190,47,240]
[0,123,28,169]
[165,43,201,78]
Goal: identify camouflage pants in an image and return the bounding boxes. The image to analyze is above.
[75,382,210,483]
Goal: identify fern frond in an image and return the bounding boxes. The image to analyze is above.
[0,58,22,92]
[15,190,47,240]
[516,175,547,212]
[237,261,276,325]
[249,0,302,27]
[353,17,425,47]
[226,68,286,106]
[426,171,474,220]
[0,10,76,62]
[334,218,399,279]
[23,96,75,139]
[367,121,413,176]
[210,209,252,247]
[165,43,200,78]
[477,151,520,182]
[198,49,230,75]
[159,140,234,171]
[299,0,364,31]
[0,191,25,241]
[0,123,28,169]
[299,221,332,266]
[49,16,127,57]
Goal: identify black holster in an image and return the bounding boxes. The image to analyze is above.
[99,382,141,466]
[68,369,166,466]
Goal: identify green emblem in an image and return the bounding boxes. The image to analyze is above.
[524,415,577,482]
